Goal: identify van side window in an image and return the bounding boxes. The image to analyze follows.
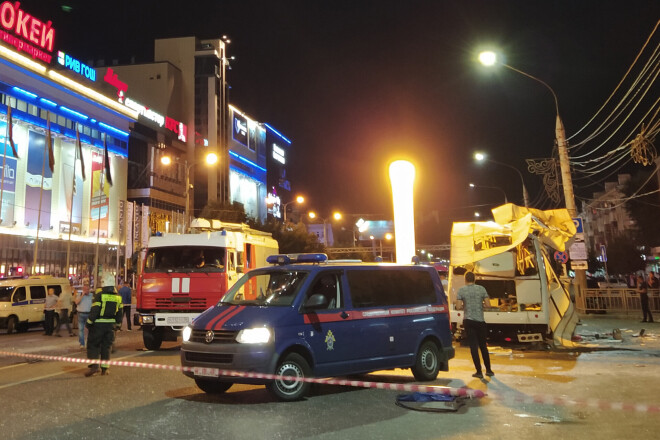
[0,286,13,302]
[48,285,63,296]
[13,287,26,302]
[308,274,341,309]
[30,285,46,300]
[347,270,436,308]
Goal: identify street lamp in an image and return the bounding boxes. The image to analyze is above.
[474,152,529,207]
[308,211,342,247]
[469,182,508,204]
[282,195,304,223]
[161,152,218,231]
[478,50,575,215]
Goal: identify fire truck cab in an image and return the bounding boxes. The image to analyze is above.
[135,219,279,350]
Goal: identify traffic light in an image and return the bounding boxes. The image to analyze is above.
[16,266,23,275]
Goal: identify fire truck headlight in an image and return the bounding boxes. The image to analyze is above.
[182,326,193,342]
[236,328,271,344]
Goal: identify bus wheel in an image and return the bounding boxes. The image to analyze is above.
[267,353,311,401]
[6,316,17,334]
[143,327,163,350]
[411,340,440,381]
[195,378,232,394]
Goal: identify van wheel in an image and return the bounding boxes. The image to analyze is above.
[195,378,232,394]
[267,353,311,401]
[411,340,440,381]
[6,316,17,334]
[143,327,163,350]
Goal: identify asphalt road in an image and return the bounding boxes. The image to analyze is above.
[0,317,659,440]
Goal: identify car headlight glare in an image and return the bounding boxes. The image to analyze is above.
[182,326,192,342]
[236,327,271,344]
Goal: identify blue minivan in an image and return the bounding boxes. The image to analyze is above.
[180,254,455,401]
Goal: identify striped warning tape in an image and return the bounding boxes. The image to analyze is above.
[0,350,484,399]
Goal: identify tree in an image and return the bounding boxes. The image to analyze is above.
[605,233,646,275]
[199,200,250,224]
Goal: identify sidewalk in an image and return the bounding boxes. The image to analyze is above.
[573,313,660,351]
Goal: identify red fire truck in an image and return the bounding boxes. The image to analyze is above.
[135,219,279,350]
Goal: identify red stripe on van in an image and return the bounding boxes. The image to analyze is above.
[213,306,245,330]
[205,306,237,330]
[303,305,447,324]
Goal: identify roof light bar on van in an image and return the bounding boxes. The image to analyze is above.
[266,253,328,265]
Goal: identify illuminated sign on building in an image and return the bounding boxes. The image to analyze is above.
[0,1,55,63]
[232,113,248,146]
[57,51,95,81]
[272,143,285,164]
[103,67,187,141]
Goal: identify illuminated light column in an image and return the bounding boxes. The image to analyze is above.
[389,160,416,264]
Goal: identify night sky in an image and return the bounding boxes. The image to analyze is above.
[19,0,660,242]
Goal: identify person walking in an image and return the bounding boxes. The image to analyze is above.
[118,280,133,331]
[54,286,74,337]
[43,288,58,336]
[74,280,93,348]
[456,271,494,379]
[85,274,123,377]
[637,274,654,323]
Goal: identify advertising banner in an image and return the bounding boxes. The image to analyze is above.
[58,142,83,234]
[232,113,248,146]
[24,131,52,230]
[125,201,134,259]
[90,151,109,237]
[0,121,17,224]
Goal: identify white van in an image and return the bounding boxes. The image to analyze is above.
[0,276,73,334]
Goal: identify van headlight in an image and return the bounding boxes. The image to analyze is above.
[236,328,271,344]
[182,326,193,342]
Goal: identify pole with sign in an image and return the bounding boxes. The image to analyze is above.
[601,244,611,287]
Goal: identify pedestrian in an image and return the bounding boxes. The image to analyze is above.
[74,279,93,348]
[85,274,123,377]
[43,287,58,336]
[648,272,658,290]
[637,274,654,323]
[118,280,133,330]
[456,271,494,378]
[54,286,74,337]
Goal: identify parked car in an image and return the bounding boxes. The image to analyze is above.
[596,277,628,288]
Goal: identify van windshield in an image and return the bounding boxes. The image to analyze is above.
[220,270,308,306]
[0,286,12,302]
[144,246,226,273]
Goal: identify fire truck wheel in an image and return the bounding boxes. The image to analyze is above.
[195,378,232,394]
[143,327,163,350]
[267,353,311,401]
[411,340,440,381]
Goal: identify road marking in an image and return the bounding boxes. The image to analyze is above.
[0,352,144,390]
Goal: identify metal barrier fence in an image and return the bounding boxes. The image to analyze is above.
[576,288,660,315]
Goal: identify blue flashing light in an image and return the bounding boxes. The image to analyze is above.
[267,255,292,265]
[229,150,267,172]
[295,253,328,263]
[39,97,57,107]
[99,121,129,139]
[60,106,89,120]
[12,86,37,99]
[264,123,292,144]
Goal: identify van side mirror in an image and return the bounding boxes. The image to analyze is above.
[304,293,328,310]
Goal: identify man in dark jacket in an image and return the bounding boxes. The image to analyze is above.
[85,274,123,377]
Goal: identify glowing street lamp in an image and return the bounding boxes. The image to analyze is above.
[474,152,529,207]
[389,160,416,264]
[282,195,305,223]
[308,211,342,247]
[161,152,218,231]
[469,182,508,204]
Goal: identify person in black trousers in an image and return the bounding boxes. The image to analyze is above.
[638,274,654,323]
[456,271,494,379]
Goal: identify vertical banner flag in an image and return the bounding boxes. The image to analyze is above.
[103,133,113,186]
[46,112,55,173]
[7,105,18,158]
[90,151,109,237]
[25,131,52,229]
[76,123,86,180]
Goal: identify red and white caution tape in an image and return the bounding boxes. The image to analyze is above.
[0,350,483,399]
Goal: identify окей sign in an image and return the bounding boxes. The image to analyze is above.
[0,1,55,63]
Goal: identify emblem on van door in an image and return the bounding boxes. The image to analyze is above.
[325,330,335,351]
[205,331,214,343]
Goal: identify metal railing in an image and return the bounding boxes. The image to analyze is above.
[576,288,660,315]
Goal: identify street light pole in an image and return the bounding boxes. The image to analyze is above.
[474,153,529,207]
[469,182,508,205]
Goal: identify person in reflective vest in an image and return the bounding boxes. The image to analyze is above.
[85,275,123,377]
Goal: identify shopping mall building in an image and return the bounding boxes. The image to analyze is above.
[0,3,293,281]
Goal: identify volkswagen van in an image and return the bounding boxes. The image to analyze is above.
[0,276,72,333]
[180,253,454,401]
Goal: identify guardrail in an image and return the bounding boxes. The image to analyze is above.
[576,288,660,315]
